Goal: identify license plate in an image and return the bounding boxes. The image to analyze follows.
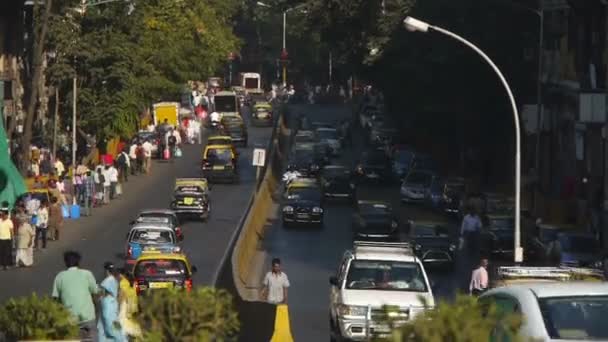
[184,197,194,205]
[149,282,173,289]
[213,165,225,170]
[297,213,309,218]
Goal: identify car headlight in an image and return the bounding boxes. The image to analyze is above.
[449,244,456,251]
[349,183,355,189]
[312,207,323,213]
[391,221,398,229]
[311,164,320,170]
[283,206,294,213]
[415,244,422,250]
[593,260,604,269]
[337,304,368,317]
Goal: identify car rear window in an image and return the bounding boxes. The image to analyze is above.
[134,259,188,277]
[130,229,174,244]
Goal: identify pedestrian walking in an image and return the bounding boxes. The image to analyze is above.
[95,167,105,207]
[74,172,84,205]
[102,165,111,204]
[48,196,63,241]
[83,170,95,216]
[142,140,152,174]
[0,207,14,270]
[54,157,65,177]
[15,213,34,267]
[98,276,126,342]
[261,258,290,304]
[117,149,129,183]
[52,251,99,341]
[135,143,145,174]
[469,258,489,296]
[118,269,141,339]
[108,163,119,199]
[34,200,49,249]
[460,208,482,257]
[129,142,138,176]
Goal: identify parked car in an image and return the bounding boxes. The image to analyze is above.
[352,201,400,241]
[400,170,437,203]
[407,220,456,269]
[320,165,355,199]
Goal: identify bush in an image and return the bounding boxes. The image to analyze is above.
[0,294,79,341]
[387,295,524,342]
[135,287,239,342]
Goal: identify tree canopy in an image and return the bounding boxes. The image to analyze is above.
[45,0,241,140]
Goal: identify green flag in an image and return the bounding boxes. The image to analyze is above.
[0,115,27,208]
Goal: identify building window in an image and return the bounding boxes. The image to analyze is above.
[3,81,11,100]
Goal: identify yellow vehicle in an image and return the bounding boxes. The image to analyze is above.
[207,135,238,156]
[153,102,179,127]
[25,188,51,204]
[132,249,197,295]
[201,144,237,183]
[24,175,58,190]
[174,178,210,194]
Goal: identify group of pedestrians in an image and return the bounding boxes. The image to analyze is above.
[52,251,140,341]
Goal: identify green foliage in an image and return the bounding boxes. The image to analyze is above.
[0,293,79,340]
[383,294,523,342]
[45,0,241,140]
[135,287,239,342]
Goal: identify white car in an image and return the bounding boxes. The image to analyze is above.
[329,241,435,341]
[480,268,608,341]
[400,170,436,203]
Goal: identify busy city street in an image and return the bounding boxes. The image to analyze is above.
[0,111,274,301]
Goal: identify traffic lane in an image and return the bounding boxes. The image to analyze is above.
[0,121,272,301]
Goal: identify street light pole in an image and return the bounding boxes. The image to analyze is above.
[404,17,524,263]
[282,10,287,86]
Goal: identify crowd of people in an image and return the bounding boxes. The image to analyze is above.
[52,251,140,341]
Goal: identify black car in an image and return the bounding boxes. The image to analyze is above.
[479,214,514,258]
[170,191,210,221]
[353,149,391,184]
[288,144,327,176]
[282,179,324,227]
[352,201,399,241]
[408,221,456,269]
[320,165,355,199]
[221,117,248,147]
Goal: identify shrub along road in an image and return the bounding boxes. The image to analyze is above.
[0,108,274,301]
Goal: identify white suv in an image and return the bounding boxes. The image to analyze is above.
[329,241,435,341]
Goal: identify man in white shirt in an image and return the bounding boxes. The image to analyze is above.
[146,123,155,132]
[469,258,489,296]
[54,158,65,177]
[142,140,153,174]
[102,165,112,204]
[210,111,220,125]
[108,164,119,199]
[261,258,290,304]
[129,142,138,175]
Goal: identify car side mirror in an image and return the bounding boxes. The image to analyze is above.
[329,276,338,286]
[191,266,198,274]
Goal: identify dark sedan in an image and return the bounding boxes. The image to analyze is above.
[221,118,248,147]
[408,221,456,269]
[353,149,391,184]
[282,179,324,228]
[480,215,514,259]
[352,201,399,241]
[288,144,327,176]
[320,165,355,199]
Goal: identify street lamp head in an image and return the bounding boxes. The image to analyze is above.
[403,16,430,33]
[256,1,271,8]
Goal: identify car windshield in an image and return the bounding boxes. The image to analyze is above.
[413,226,441,237]
[215,96,237,112]
[559,235,600,254]
[134,259,188,278]
[394,150,413,164]
[538,295,608,340]
[137,214,171,225]
[407,172,432,185]
[489,218,514,230]
[360,203,391,215]
[295,135,314,143]
[295,150,314,161]
[207,148,232,163]
[323,166,349,177]
[317,130,337,140]
[209,138,231,145]
[286,187,322,201]
[130,229,174,244]
[346,260,427,292]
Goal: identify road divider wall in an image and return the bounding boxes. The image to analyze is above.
[230,105,292,299]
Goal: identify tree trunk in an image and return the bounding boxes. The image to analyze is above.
[19,0,53,172]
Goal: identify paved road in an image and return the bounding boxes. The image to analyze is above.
[0,108,273,301]
[258,104,473,341]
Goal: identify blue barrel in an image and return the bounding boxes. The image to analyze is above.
[70,204,81,219]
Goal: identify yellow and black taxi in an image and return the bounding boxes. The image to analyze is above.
[220,114,248,147]
[282,178,324,228]
[201,144,238,183]
[170,178,210,221]
[207,135,238,157]
[132,248,197,295]
[251,102,273,126]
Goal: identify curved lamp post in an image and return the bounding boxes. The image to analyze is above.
[403,16,523,263]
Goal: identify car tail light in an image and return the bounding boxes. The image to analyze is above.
[135,277,145,295]
[185,278,193,292]
[175,227,182,237]
[127,246,132,258]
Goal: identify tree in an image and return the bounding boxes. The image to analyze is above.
[388,294,524,342]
